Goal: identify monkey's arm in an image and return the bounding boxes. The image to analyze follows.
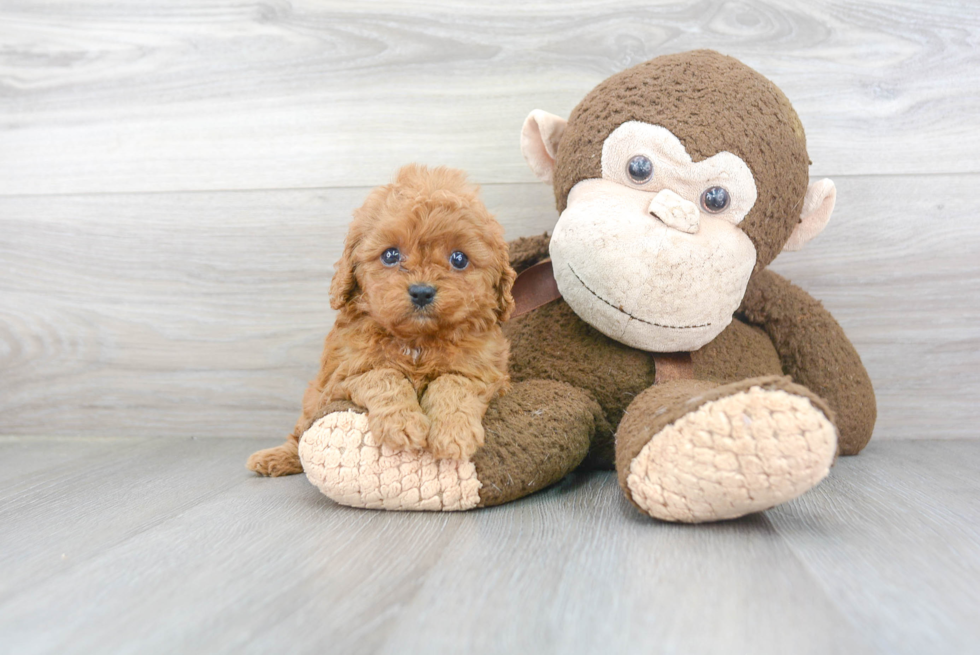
[738,269,876,455]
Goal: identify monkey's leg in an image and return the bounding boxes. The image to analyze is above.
[615,376,838,523]
[299,380,601,511]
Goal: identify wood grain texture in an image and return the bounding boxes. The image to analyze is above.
[2,0,980,194]
[769,173,980,440]
[0,438,250,603]
[0,183,557,439]
[1,175,976,440]
[373,478,869,655]
[767,440,980,655]
[0,436,131,483]
[0,438,977,654]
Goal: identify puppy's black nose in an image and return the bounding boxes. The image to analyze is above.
[409,284,437,308]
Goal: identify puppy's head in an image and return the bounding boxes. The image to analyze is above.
[330,164,516,339]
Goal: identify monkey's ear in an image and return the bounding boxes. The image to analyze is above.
[521,110,568,183]
[329,234,359,310]
[783,179,836,252]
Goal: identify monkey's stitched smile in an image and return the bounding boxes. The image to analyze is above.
[567,264,710,330]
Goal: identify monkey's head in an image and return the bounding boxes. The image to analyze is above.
[521,50,836,352]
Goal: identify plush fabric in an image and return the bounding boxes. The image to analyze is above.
[300,410,482,511]
[298,380,600,509]
[552,49,809,273]
[504,294,656,467]
[472,380,599,506]
[549,178,758,351]
[739,269,876,454]
[507,233,553,274]
[599,121,759,226]
[622,380,837,522]
[784,179,837,252]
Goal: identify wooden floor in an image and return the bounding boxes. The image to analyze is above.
[0,438,977,654]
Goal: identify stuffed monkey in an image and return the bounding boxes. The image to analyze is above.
[293,50,876,522]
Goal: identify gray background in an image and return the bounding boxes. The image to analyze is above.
[2,0,977,442]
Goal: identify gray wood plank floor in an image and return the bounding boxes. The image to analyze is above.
[0,438,977,655]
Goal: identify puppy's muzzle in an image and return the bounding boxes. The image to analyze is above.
[409,284,437,309]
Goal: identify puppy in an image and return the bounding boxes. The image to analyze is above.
[247,164,516,476]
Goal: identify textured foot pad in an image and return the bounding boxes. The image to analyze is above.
[626,387,837,522]
[298,411,482,511]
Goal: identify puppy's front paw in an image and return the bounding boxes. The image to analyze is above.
[371,408,431,452]
[428,412,485,461]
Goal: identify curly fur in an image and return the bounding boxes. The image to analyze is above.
[247,164,516,476]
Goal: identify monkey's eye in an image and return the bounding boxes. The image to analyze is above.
[381,247,400,267]
[449,251,469,270]
[700,186,731,213]
[626,155,654,184]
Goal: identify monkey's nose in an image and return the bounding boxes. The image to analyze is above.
[409,284,437,308]
[648,189,699,234]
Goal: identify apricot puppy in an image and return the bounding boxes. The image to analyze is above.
[247,164,516,476]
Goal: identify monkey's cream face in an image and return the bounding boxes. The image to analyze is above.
[550,122,759,352]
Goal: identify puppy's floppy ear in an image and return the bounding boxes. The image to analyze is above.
[331,183,388,310]
[496,262,517,321]
[329,231,359,310]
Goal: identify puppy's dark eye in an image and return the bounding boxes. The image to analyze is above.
[381,247,400,267]
[627,155,654,183]
[449,251,469,270]
[700,186,731,213]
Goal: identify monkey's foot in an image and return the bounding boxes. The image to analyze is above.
[298,411,482,511]
[624,385,837,523]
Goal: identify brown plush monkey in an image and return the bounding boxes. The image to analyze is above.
[296,50,876,522]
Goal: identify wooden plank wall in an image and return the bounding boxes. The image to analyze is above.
[1,0,978,440]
